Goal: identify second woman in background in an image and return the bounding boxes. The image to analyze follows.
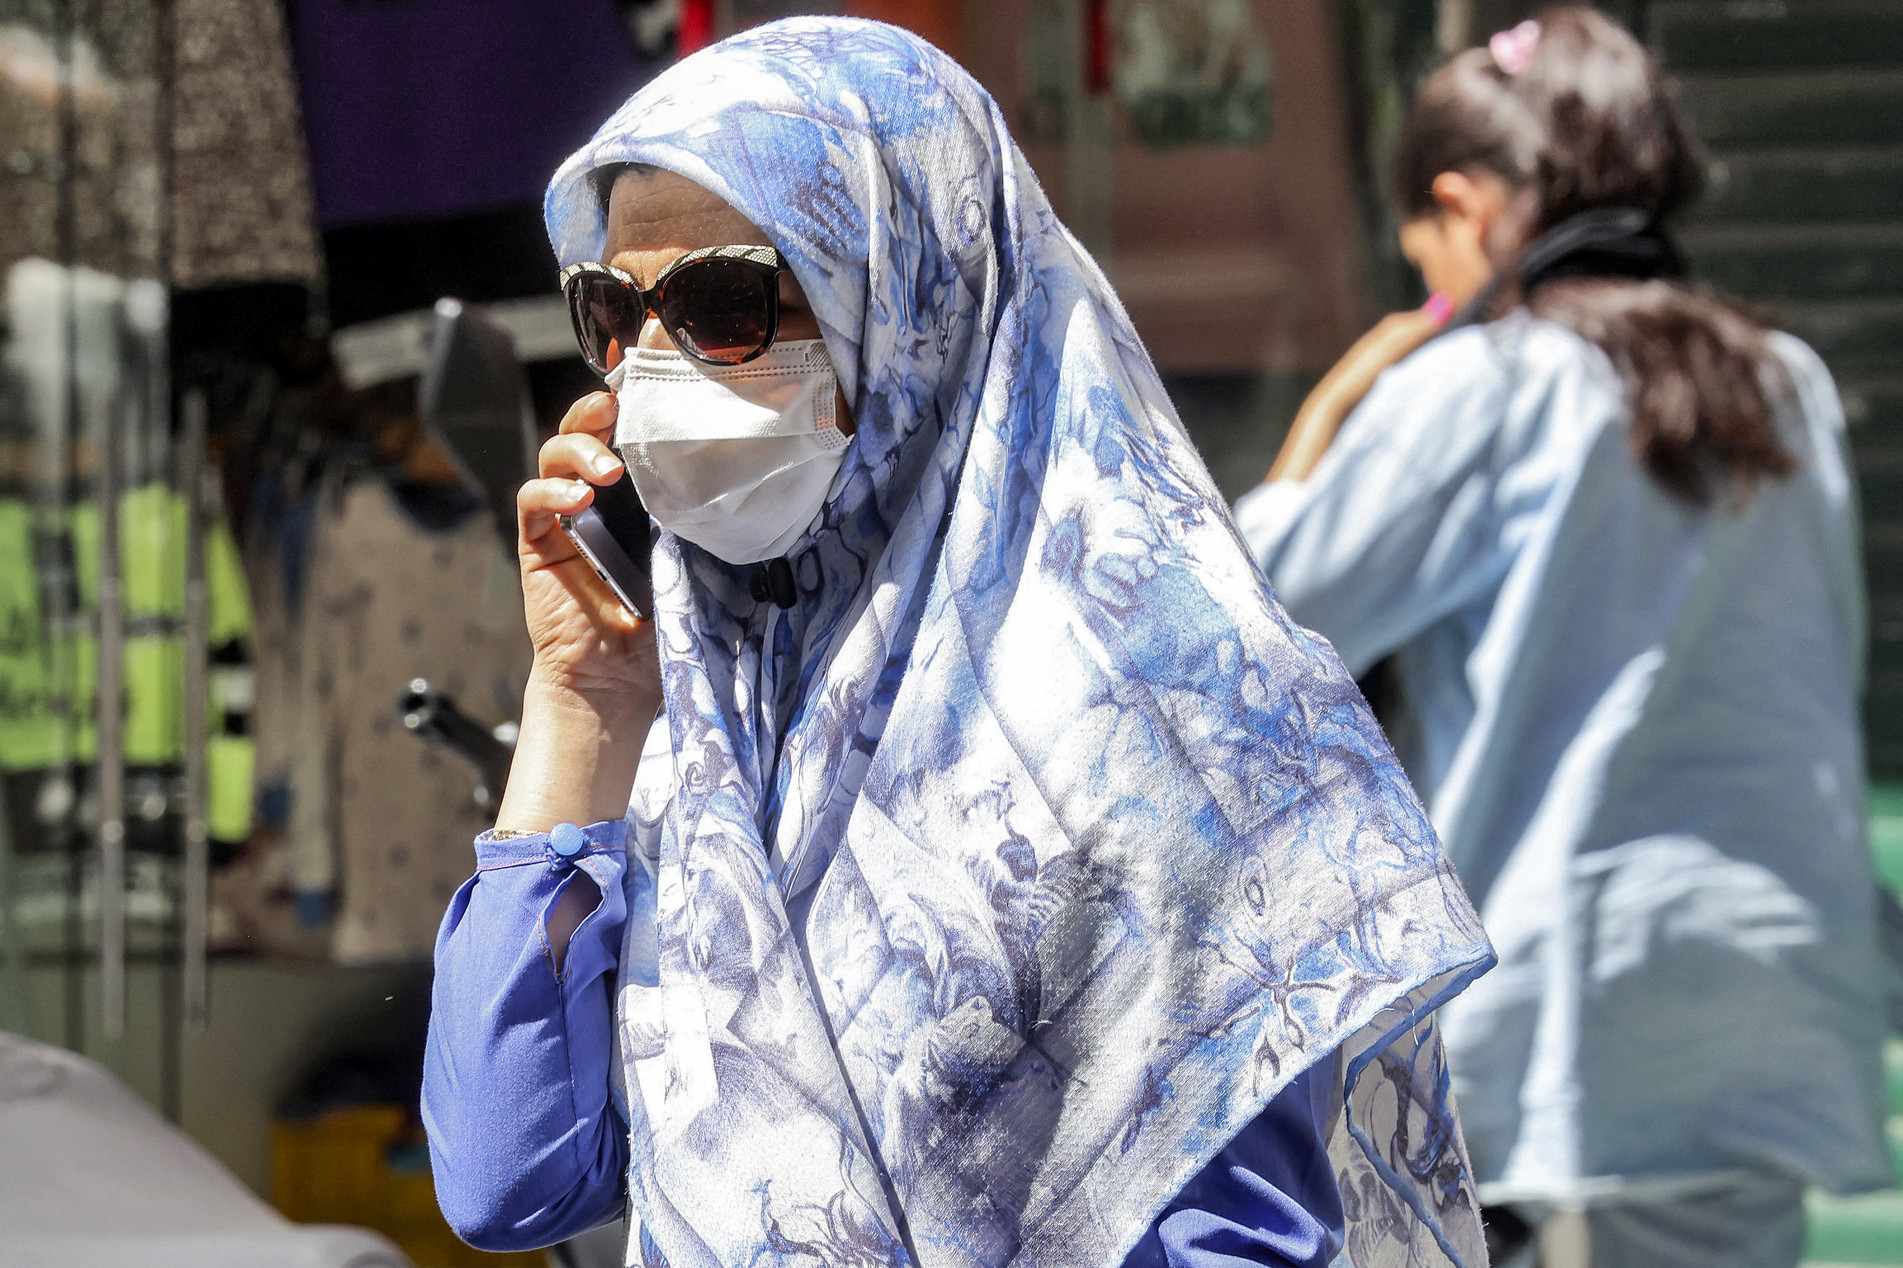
[1239,9,1886,1268]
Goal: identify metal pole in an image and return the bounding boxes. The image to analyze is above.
[180,388,209,1029]
[0,730,19,1032]
[97,372,125,1043]
[50,0,84,1058]
[156,0,185,1114]
[1437,0,1475,55]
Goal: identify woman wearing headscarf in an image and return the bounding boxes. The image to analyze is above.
[422,19,1493,1268]
[1237,9,1884,1267]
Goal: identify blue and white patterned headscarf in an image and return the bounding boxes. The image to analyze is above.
[546,19,1494,1268]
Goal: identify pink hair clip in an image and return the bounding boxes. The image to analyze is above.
[1489,19,1541,76]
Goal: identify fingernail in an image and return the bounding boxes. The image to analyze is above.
[1423,292,1455,325]
[591,453,622,477]
[567,480,591,499]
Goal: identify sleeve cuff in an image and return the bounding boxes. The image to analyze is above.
[473,818,629,869]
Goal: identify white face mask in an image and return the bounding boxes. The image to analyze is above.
[609,338,849,566]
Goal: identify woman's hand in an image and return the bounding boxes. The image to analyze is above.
[517,391,658,703]
[1266,301,1451,484]
[495,391,660,833]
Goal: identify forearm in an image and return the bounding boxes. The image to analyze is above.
[495,666,657,833]
[423,825,632,1250]
[1268,375,1365,483]
[1266,306,1447,485]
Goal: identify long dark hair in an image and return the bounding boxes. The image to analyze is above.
[1393,6,1793,504]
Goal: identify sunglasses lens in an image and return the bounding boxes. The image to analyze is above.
[568,273,642,373]
[659,259,774,364]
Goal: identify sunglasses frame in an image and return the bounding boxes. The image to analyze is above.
[559,244,787,373]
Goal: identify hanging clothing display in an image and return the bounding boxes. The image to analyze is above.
[0,257,255,844]
[289,0,643,227]
[0,9,159,282]
[0,486,254,824]
[0,0,320,290]
[289,0,651,326]
[168,0,323,291]
[0,497,60,774]
[244,470,529,964]
[71,485,251,767]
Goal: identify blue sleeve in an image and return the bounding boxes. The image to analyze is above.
[421,820,632,1251]
[1121,1060,1344,1268]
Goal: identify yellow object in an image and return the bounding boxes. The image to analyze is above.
[0,487,258,830]
[208,733,254,844]
[122,635,186,764]
[271,1106,545,1268]
[0,499,63,770]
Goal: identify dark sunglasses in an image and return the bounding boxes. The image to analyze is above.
[560,245,786,375]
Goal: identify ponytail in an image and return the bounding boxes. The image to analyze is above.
[1532,279,1793,503]
[1394,6,1793,504]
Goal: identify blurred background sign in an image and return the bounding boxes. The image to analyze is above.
[1113,0,1273,148]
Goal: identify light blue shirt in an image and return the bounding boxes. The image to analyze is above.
[1235,314,1888,1203]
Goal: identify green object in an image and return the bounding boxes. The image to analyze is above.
[120,483,187,620]
[122,636,184,766]
[1873,784,1903,896]
[0,487,255,792]
[0,499,64,771]
[207,520,251,645]
[207,733,254,844]
[1805,1189,1903,1263]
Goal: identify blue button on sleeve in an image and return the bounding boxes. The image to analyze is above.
[551,822,587,857]
[422,820,631,1252]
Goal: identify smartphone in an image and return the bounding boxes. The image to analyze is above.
[560,473,654,619]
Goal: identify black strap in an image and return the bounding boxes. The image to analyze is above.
[1518,205,1686,292]
[748,557,798,609]
[1448,206,1687,331]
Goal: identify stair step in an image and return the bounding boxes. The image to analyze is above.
[1869,669,1903,778]
[1683,224,1903,299]
[1806,1189,1903,1263]
[1871,578,1903,657]
[1772,298,1903,373]
[1656,2,1903,72]
[1843,377,1903,437]
[1695,148,1903,222]
[1679,68,1903,147]
[1855,446,1903,521]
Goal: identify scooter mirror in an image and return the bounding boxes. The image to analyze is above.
[416,297,537,550]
